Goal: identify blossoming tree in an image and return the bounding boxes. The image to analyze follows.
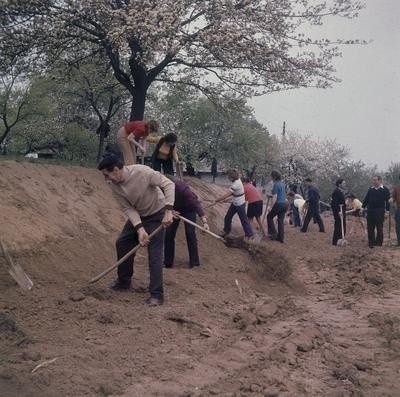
[0,0,363,120]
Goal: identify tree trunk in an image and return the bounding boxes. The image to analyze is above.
[0,127,11,150]
[130,87,147,121]
[96,129,106,163]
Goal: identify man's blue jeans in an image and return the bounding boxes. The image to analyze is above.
[224,203,253,237]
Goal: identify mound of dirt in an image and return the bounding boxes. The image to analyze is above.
[1,160,400,397]
[248,243,292,282]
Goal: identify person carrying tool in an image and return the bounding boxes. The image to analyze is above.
[147,132,180,176]
[393,175,400,246]
[331,178,347,246]
[266,171,288,243]
[300,178,325,233]
[362,175,391,248]
[242,177,267,236]
[117,119,159,165]
[164,177,209,269]
[214,169,253,241]
[97,155,174,306]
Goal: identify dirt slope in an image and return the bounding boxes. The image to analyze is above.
[1,160,400,397]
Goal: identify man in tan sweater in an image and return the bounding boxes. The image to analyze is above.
[98,155,175,306]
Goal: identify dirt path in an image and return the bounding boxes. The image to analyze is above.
[1,161,399,397]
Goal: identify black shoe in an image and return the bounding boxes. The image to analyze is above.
[165,264,174,269]
[145,297,164,306]
[190,264,200,269]
[369,245,374,249]
[107,279,131,291]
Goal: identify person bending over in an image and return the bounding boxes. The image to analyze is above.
[98,155,174,306]
[164,178,209,269]
[117,119,159,165]
[147,133,180,175]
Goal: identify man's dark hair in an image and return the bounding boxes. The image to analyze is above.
[347,193,357,199]
[164,132,177,143]
[373,175,382,181]
[287,192,295,197]
[304,178,312,183]
[335,178,344,187]
[271,170,281,181]
[97,155,123,172]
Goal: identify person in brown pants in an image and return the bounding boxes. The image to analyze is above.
[117,119,159,165]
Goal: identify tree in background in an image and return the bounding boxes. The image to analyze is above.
[56,59,130,162]
[0,68,33,153]
[385,162,400,188]
[1,0,363,120]
[147,88,272,174]
[273,131,377,200]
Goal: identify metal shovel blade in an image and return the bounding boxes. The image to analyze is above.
[0,240,33,290]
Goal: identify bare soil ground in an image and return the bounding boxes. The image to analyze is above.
[1,160,400,397]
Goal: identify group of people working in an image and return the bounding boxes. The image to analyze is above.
[286,175,399,249]
[116,119,180,174]
[98,120,400,306]
[330,175,399,249]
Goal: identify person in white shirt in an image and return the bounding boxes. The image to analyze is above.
[214,169,253,239]
[287,192,305,227]
[346,193,366,235]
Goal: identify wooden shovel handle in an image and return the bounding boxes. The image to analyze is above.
[176,215,225,242]
[88,224,164,284]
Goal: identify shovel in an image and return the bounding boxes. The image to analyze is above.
[204,199,230,210]
[176,162,184,180]
[385,211,394,246]
[88,225,164,284]
[337,204,348,247]
[0,239,33,290]
[261,196,272,225]
[175,214,225,242]
[176,214,247,248]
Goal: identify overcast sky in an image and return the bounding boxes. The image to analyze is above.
[250,0,400,171]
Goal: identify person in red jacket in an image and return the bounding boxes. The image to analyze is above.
[242,177,267,236]
[117,119,159,165]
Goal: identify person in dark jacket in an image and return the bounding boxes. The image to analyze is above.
[331,178,347,245]
[300,178,325,233]
[362,175,391,248]
[164,178,209,268]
